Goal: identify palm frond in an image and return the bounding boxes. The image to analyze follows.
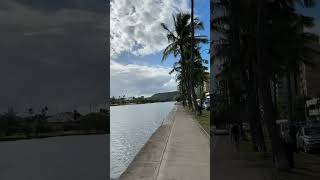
[162,43,179,62]
[161,23,171,33]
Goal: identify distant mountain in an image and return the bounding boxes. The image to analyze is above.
[147,91,178,102]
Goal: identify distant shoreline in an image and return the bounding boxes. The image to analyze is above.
[0,131,108,142]
[111,101,176,107]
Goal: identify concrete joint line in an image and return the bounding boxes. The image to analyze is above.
[154,113,176,180]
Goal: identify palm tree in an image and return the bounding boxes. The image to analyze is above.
[255,0,320,168]
[268,0,319,166]
[161,12,207,112]
[213,0,320,168]
[170,46,208,112]
[189,0,198,114]
[169,58,192,108]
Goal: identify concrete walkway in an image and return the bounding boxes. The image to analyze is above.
[212,134,274,180]
[156,106,210,180]
[120,105,210,180]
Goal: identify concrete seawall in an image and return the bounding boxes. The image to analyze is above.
[119,106,176,180]
[120,105,210,180]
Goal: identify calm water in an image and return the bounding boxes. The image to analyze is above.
[110,102,176,179]
[0,135,109,180]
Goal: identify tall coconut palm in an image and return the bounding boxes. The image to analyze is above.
[170,58,193,108]
[169,46,208,110]
[172,46,209,114]
[189,0,199,114]
[161,12,207,111]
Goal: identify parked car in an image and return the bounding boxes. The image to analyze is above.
[203,100,210,110]
[296,125,320,153]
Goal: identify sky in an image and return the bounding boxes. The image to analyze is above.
[298,2,320,34]
[110,0,210,98]
[0,0,318,114]
[0,0,108,114]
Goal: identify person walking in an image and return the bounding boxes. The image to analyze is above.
[282,129,295,168]
[231,123,240,151]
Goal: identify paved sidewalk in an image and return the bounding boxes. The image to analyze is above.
[156,106,210,180]
[120,105,210,180]
[212,135,274,180]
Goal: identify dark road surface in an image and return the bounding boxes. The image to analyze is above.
[211,134,274,180]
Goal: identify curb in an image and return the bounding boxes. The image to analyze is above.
[185,109,210,139]
[195,117,210,138]
[154,108,176,179]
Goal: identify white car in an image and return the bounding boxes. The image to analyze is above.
[203,100,210,110]
[296,125,320,153]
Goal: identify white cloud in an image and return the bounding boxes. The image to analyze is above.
[110,0,189,58]
[110,60,177,97]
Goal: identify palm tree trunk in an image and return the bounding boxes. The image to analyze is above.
[287,67,297,156]
[273,74,278,119]
[190,0,199,114]
[248,60,266,152]
[287,69,294,123]
[230,0,241,66]
[187,90,193,109]
[256,0,289,169]
[199,86,203,116]
[229,0,241,123]
[185,77,193,109]
[180,39,194,110]
[189,80,198,111]
[258,73,288,168]
[254,98,267,152]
